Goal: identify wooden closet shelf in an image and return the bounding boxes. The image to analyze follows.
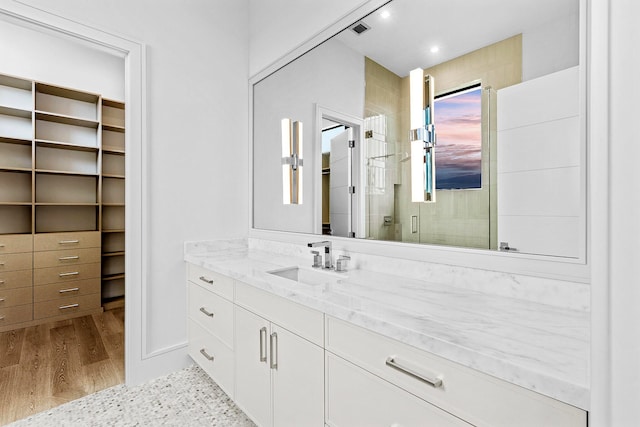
[102,146,125,154]
[35,111,99,129]
[102,124,125,133]
[102,174,125,179]
[35,82,100,103]
[35,202,99,206]
[0,136,32,145]
[102,229,125,233]
[35,139,99,152]
[102,273,125,282]
[35,169,98,177]
[0,105,32,119]
[102,251,125,257]
[0,166,32,173]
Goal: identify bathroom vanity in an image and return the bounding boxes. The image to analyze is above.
[185,239,588,427]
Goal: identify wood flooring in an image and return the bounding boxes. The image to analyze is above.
[0,308,124,426]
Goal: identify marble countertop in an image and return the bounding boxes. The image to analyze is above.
[184,239,589,410]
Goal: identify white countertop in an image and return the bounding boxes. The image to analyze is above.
[184,239,589,410]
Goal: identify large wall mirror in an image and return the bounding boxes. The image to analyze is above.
[253,0,584,259]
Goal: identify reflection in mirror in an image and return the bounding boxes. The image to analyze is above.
[281,119,303,204]
[253,0,583,259]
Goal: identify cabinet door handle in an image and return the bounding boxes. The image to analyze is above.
[200,348,214,361]
[199,307,214,317]
[59,240,80,244]
[59,303,79,310]
[385,356,443,388]
[59,256,80,261]
[259,327,267,362]
[59,271,79,277]
[0,262,5,266]
[199,276,214,284]
[0,316,4,320]
[0,280,4,284]
[0,244,5,247]
[59,287,80,294]
[270,332,278,370]
[0,298,5,302]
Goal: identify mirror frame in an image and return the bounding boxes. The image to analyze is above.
[249,0,591,283]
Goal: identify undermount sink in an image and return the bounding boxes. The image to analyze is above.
[267,266,345,286]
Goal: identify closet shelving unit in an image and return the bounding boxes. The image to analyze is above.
[0,72,126,331]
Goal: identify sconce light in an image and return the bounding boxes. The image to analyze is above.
[409,68,436,203]
[281,118,303,204]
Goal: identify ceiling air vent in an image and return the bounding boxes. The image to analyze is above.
[351,22,370,35]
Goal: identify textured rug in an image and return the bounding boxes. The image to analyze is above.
[8,365,255,426]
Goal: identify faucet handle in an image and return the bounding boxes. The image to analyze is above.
[311,250,322,268]
[336,255,351,272]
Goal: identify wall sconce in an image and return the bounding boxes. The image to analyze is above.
[281,118,303,204]
[409,68,436,203]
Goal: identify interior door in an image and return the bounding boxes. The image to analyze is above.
[329,129,353,237]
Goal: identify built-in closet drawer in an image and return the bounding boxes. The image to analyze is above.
[0,287,33,307]
[0,304,32,326]
[187,264,233,301]
[188,318,234,397]
[325,316,586,427]
[34,231,100,252]
[0,234,32,254]
[235,280,324,347]
[34,278,100,302]
[0,252,32,272]
[0,269,32,290]
[326,353,470,427]
[34,292,100,319]
[188,281,233,348]
[33,262,100,285]
[34,247,101,268]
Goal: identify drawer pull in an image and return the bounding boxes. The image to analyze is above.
[59,240,80,245]
[385,356,443,388]
[199,307,214,317]
[59,256,80,261]
[199,276,214,284]
[200,348,214,361]
[0,298,5,302]
[0,316,4,320]
[0,244,5,247]
[59,303,79,310]
[259,327,267,362]
[59,287,80,294]
[0,262,4,266]
[59,271,79,277]
[270,332,278,370]
[0,280,4,284]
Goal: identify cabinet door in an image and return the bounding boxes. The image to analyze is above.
[272,324,324,427]
[235,305,271,427]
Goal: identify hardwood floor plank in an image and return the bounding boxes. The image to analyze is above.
[82,359,122,394]
[0,328,25,368]
[72,315,108,366]
[111,307,124,325]
[50,323,85,401]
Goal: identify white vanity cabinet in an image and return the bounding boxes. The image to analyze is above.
[325,316,587,427]
[234,281,325,427]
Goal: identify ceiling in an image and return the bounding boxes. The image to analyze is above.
[334,0,579,77]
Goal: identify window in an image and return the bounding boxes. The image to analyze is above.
[434,84,482,190]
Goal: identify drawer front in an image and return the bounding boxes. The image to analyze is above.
[188,319,234,398]
[0,252,32,272]
[34,262,100,285]
[188,281,234,348]
[0,269,32,290]
[34,278,101,303]
[187,263,233,301]
[34,231,100,252]
[236,280,324,347]
[34,292,101,319]
[0,287,33,308]
[326,317,586,427]
[0,304,32,326]
[326,353,470,427]
[34,247,101,269]
[0,234,32,254]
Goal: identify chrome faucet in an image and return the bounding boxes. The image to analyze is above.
[308,241,332,269]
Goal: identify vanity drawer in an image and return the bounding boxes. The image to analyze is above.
[34,278,101,302]
[188,318,234,398]
[34,262,101,285]
[34,292,100,319]
[0,269,32,290]
[0,252,32,272]
[0,234,32,254]
[34,247,101,269]
[236,280,324,347]
[325,316,586,427]
[0,287,33,308]
[0,304,32,326]
[187,264,233,301]
[188,281,233,348]
[326,353,470,427]
[34,231,100,252]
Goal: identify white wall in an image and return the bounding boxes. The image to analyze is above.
[12,0,250,383]
[0,19,124,100]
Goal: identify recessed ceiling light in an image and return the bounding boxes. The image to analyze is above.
[430,46,440,53]
[380,10,390,19]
